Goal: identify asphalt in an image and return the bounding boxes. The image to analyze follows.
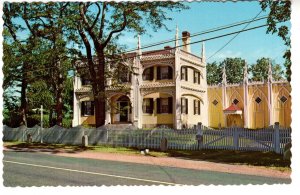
[3,151,291,186]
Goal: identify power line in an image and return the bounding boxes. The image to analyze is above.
[18,20,268,73]
[93,23,271,66]
[117,15,268,55]
[207,10,263,61]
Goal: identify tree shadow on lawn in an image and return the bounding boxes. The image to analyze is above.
[4,142,91,154]
[163,149,291,169]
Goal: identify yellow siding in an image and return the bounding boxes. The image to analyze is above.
[180,95,204,128]
[207,88,225,128]
[81,116,95,126]
[142,92,174,128]
[272,84,291,127]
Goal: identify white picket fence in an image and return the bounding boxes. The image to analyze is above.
[3,123,291,154]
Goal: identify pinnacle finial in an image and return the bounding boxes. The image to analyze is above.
[201,41,206,63]
[268,59,273,82]
[243,62,248,83]
[137,35,142,57]
[175,25,179,48]
[222,65,227,85]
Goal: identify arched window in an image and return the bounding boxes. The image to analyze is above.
[142,67,154,81]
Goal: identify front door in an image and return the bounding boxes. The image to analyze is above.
[119,101,128,122]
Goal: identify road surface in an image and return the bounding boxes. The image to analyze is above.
[3,151,291,186]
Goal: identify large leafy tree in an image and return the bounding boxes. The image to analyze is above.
[221,58,246,84]
[260,1,291,81]
[63,2,188,127]
[249,57,284,81]
[206,61,222,85]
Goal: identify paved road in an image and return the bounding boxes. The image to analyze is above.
[3,151,291,186]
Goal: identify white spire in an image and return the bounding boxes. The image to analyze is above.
[243,62,248,84]
[268,60,273,83]
[137,35,142,54]
[222,65,227,85]
[201,41,206,63]
[175,25,179,49]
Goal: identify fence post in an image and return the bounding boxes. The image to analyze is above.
[196,122,203,150]
[274,122,280,154]
[233,128,239,150]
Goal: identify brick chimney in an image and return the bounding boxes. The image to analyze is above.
[164,46,172,50]
[182,31,191,53]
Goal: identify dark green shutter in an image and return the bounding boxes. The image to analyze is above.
[168,97,173,113]
[81,102,85,116]
[91,101,95,115]
[156,98,161,114]
[181,98,183,114]
[194,100,196,115]
[168,66,173,79]
[150,67,154,80]
[150,98,154,114]
[185,98,188,114]
[157,66,161,80]
[193,71,196,83]
[198,100,201,115]
[185,67,188,81]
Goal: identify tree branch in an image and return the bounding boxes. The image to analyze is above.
[91,2,101,30]
[103,10,127,47]
[99,2,107,39]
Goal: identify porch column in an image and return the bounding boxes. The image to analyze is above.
[105,99,111,125]
[174,33,182,129]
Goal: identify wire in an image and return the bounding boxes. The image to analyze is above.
[15,19,268,73]
[207,10,263,61]
[116,15,268,55]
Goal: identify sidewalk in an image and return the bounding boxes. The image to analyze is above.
[3,146,290,179]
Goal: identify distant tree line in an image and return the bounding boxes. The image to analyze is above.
[206,57,285,85]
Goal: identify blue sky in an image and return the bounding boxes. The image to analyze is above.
[119,1,289,68]
[12,1,289,68]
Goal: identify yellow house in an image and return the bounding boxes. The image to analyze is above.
[72,28,291,129]
[73,29,208,129]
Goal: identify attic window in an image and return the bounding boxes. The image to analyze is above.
[233,99,239,105]
[280,96,287,103]
[212,100,218,106]
[255,97,262,104]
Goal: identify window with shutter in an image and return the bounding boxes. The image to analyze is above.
[181,98,188,114]
[143,98,153,114]
[81,101,94,116]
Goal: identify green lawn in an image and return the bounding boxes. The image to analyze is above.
[4,141,290,172]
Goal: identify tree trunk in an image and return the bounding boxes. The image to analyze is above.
[20,73,28,127]
[55,66,64,126]
[94,51,106,127]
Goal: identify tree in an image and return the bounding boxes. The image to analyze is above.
[260,1,291,81]
[64,2,188,127]
[221,58,246,84]
[206,61,222,85]
[249,57,284,81]
[3,2,73,127]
